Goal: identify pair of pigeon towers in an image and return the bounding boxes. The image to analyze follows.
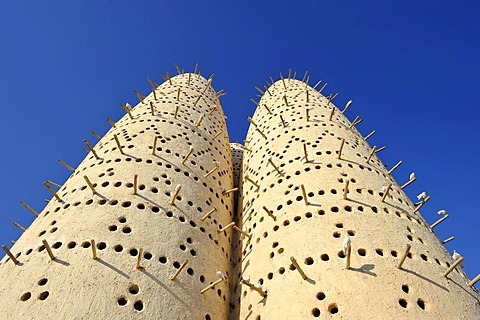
[0,67,478,319]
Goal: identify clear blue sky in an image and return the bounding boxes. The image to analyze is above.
[0,1,479,285]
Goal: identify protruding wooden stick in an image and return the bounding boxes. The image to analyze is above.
[176,88,181,101]
[46,180,61,189]
[204,164,219,178]
[401,177,416,189]
[262,206,276,221]
[195,114,205,128]
[327,94,333,106]
[187,73,192,85]
[306,89,309,102]
[443,257,464,278]
[328,107,335,121]
[268,157,281,174]
[303,144,309,162]
[242,279,267,297]
[306,107,312,121]
[366,146,377,163]
[200,277,224,294]
[136,248,143,270]
[133,174,138,195]
[346,246,352,269]
[375,146,386,153]
[149,102,155,115]
[194,63,199,75]
[174,105,179,118]
[83,139,99,159]
[430,214,449,230]
[233,225,251,239]
[218,222,235,233]
[147,77,158,90]
[182,146,194,164]
[338,138,345,159]
[90,130,101,140]
[240,145,252,152]
[244,175,259,189]
[175,63,181,75]
[442,236,455,244]
[114,134,124,155]
[170,185,181,205]
[364,130,376,141]
[280,73,287,89]
[301,184,308,205]
[120,103,133,119]
[83,175,96,194]
[13,221,26,232]
[91,239,97,260]
[247,117,258,127]
[170,260,188,280]
[388,161,402,174]
[290,256,307,280]
[106,117,116,128]
[152,136,158,156]
[20,201,38,217]
[313,80,322,89]
[263,104,272,114]
[152,89,157,100]
[264,85,272,96]
[280,115,286,127]
[343,180,349,200]
[319,83,327,93]
[351,118,363,127]
[201,208,216,221]
[222,187,239,195]
[255,86,264,95]
[208,106,219,115]
[397,244,411,269]
[2,245,18,265]
[468,274,480,288]
[165,72,172,85]
[134,90,145,104]
[381,184,393,203]
[413,196,430,213]
[58,160,75,172]
[255,127,267,139]
[283,95,289,106]
[42,239,55,260]
[43,182,62,202]
[287,69,292,80]
[342,100,352,114]
[302,70,308,82]
[349,116,360,128]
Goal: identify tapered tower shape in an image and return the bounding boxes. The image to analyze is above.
[0,72,235,319]
[237,77,480,319]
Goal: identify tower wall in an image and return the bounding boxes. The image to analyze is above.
[0,73,235,319]
[237,78,480,319]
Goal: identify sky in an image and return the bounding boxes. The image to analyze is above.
[0,1,479,286]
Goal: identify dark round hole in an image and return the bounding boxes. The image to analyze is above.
[117,297,127,306]
[20,292,31,301]
[38,278,48,286]
[399,299,407,308]
[114,245,123,252]
[312,308,321,317]
[402,285,409,293]
[317,292,326,300]
[159,256,167,264]
[133,300,144,311]
[129,284,139,295]
[328,304,338,314]
[38,291,49,300]
[417,298,425,310]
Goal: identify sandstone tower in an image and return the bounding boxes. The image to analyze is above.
[236,75,480,319]
[0,69,479,320]
[0,71,235,319]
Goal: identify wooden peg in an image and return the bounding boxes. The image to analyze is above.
[442,236,454,244]
[262,206,276,221]
[387,161,403,174]
[174,105,179,118]
[195,114,205,128]
[170,185,182,205]
[134,90,145,104]
[301,184,308,205]
[106,117,116,128]
[182,146,194,164]
[319,83,327,93]
[200,275,225,294]
[430,214,449,230]
[114,134,124,155]
[201,208,217,221]
[397,244,411,269]
[13,222,26,232]
[264,85,272,96]
[352,118,363,127]
[283,95,289,106]
[306,89,309,102]
[468,274,480,288]
[268,157,281,174]
[280,115,287,127]
[255,86,264,95]
[152,136,158,155]
[194,63,199,75]
[342,100,352,114]
[240,145,252,152]
[176,88,181,101]
[444,257,464,278]
[343,180,349,200]
[194,95,202,106]
[165,72,172,85]
[218,222,235,233]
[42,239,55,260]
[43,182,62,202]
[288,69,292,80]
[175,63,181,75]
[187,73,192,86]
[2,245,18,265]
[346,246,352,269]
[244,175,259,189]
[313,80,322,89]
[204,164,220,178]
[211,130,223,141]
[20,201,38,217]
[413,196,430,213]
[90,130,101,140]
[247,117,258,127]
[152,88,157,100]
[133,174,138,195]
[327,94,333,106]
[381,184,393,202]
[302,70,309,82]
[303,144,309,162]
[83,139,99,159]
[364,130,376,141]
[58,160,75,172]
[91,239,97,260]
[400,177,416,189]
[269,76,275,87]
[375,146,386,153]
[338,138,345,159]
[263,104,272,114]
[280,73,287,89]
[366,146,377,163]
[222,187,239,195]
[46,180,62,189]
[147,77,158,90]
[306,107,312,121]
[290,256,307,280]
[120,103,133,119]
[329,107,335,121]
[255,127,267,139]
[202,79,212,93]
[242,279,267,297]
[349,116,360,128]
[233,225,251,239]
[136,248,143,270]
[83,175,96,194]
[170,260,189,280]
[150,101,155,115]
